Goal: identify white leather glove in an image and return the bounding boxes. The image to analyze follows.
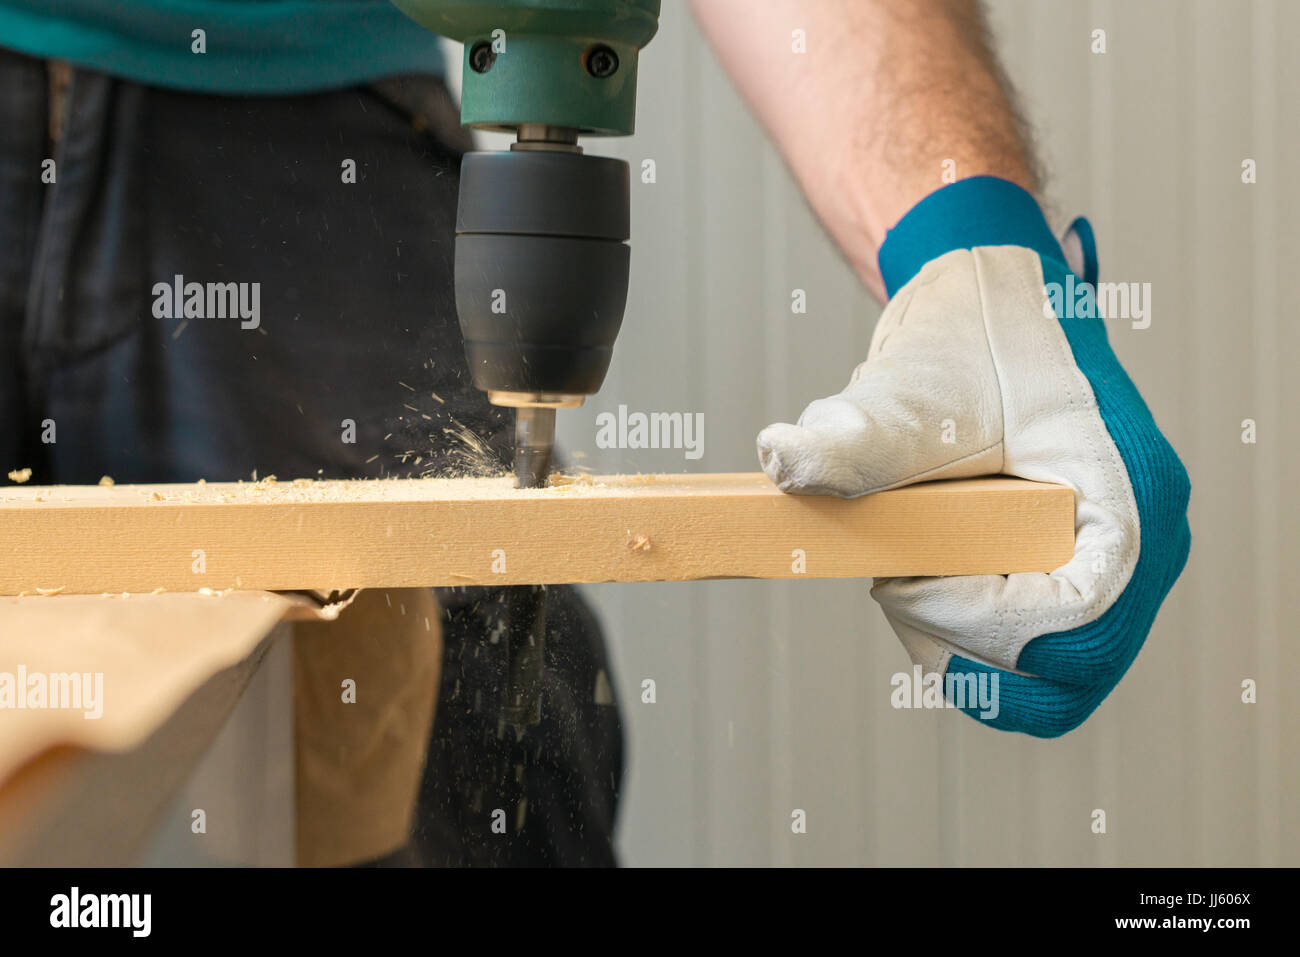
[757,178,1190,736]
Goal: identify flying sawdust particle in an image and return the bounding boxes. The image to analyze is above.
[435,419,506,478]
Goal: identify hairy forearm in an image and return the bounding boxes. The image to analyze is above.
[690,0,1040,298]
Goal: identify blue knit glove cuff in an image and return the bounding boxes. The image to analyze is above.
[879,176,1064,298]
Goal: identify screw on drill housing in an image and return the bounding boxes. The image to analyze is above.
[469,41,496,73]
[585,45,619,78]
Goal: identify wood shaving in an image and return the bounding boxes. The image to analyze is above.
[548,473,595,488]
[98,475,114,486]
[7,468,31,483]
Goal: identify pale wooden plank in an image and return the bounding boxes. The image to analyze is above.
[0,474,1075,594]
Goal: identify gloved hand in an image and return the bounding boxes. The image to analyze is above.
[757,177,1191,737]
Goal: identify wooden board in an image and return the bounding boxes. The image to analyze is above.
[0,473,1075,594]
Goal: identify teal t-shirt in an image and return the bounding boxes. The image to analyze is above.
[0,0,445,93]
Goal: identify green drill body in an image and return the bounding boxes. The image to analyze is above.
[390,0,661,134]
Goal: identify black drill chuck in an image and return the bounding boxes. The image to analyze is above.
[454,149,631,400]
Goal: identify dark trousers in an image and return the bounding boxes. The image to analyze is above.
[0,48,622,866]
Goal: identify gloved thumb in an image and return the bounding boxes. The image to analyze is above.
[756,354,1003,497]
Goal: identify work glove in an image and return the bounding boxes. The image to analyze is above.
[757,176,1191,737]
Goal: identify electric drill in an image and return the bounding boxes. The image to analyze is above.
[390,0,660,732]
[390,0,661,488]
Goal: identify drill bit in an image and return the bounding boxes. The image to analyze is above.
[502,584,547,732]
[503,405,555,734]
[514,406,555,489]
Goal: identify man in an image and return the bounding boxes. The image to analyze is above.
[0,0,1189,864]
